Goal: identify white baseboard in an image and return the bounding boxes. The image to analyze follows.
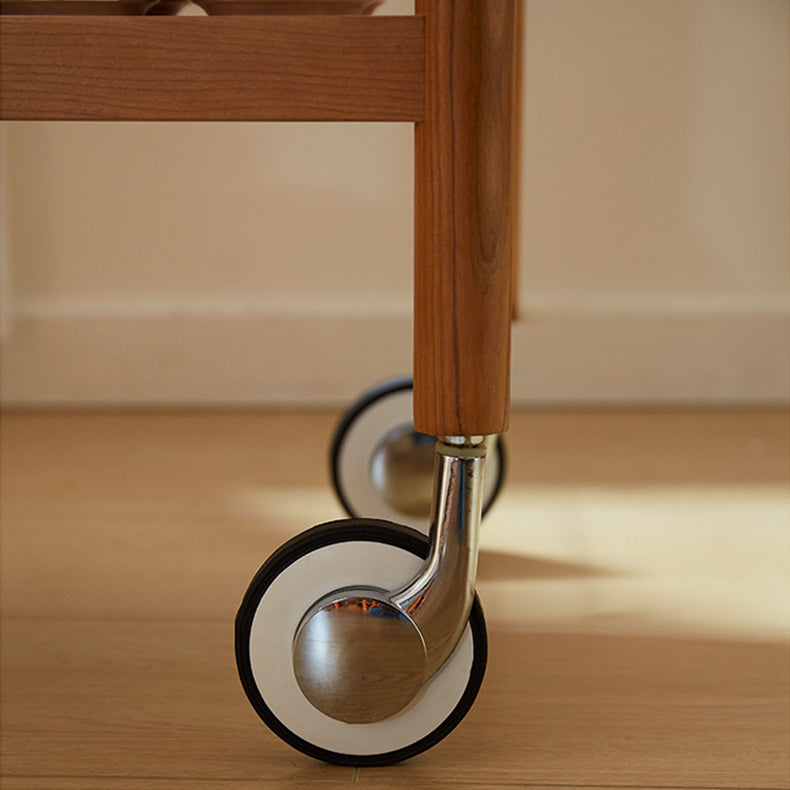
[2,301,788,406]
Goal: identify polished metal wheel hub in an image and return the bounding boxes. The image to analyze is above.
[292,592,426,724]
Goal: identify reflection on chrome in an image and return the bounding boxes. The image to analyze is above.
[369,425,436,518]
[291,436,490,724]
[292,591,426,724]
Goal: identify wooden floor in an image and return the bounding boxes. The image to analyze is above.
[1,409,789,789]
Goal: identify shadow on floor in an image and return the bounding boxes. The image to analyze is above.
[477,549,619,582]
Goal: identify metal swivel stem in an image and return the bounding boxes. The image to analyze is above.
[391,436,487,678]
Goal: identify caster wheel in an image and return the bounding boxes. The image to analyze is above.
[235,519,488,766]
[330,377,506,533]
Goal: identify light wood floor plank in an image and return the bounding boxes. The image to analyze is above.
[0,618,353,783]
[2,410,788,787]
[357,632,789,787]
[4,783,312,790]
[4,782,773,790]
[2,410,787,624]
[2,617,786,787]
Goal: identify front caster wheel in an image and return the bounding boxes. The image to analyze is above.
[235,519,488,766]
[330,377,506,533]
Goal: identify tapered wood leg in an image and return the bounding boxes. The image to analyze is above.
[414,0,518,437]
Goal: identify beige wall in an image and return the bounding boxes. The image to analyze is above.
[2,0,788,405]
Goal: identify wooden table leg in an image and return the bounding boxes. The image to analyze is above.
[414,0,518,438]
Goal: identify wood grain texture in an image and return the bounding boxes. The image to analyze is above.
[1,410,787,622]
[4,619,786,788]
[511,0,524,321]
[0,0,156,14]
[0,16,424,121]
[358,634,790,788]
[2,410,788,787]
[413,0,516,436]
[0,619,356,783]
[190,0,383,14]
[0,781,353,790]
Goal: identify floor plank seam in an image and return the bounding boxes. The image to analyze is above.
[2,776,787,790]
[0,775,355,785]
[3,411,788,786]
[401,785,790,790]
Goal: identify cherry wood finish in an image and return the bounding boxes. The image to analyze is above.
[511,0,524,321]
[0,1,156,14]
[1,2,517,433]
[0,15,424,121]
[413,0,517,437]
[189,0,383,15]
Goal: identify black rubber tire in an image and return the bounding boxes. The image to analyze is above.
[330,377,507,520]
[235,518,488,766]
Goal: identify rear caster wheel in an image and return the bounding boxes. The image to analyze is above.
[330,377,506,533]
[235,519,488,766]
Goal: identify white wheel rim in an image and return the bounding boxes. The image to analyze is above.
[336,388,501,533]
[248,538,476,756]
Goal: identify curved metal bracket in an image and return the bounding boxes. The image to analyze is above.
[291,435,492,723]
[392,436,488,679]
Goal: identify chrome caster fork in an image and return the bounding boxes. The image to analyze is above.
[235,435,493,764]
[293,435,490,723]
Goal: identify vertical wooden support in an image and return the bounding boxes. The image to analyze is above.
[511,0,524,322]
[414,0,517,437]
